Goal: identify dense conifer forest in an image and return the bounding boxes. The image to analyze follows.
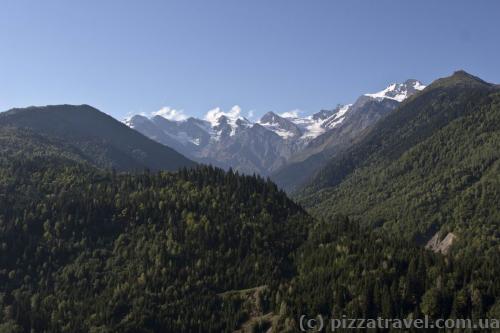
[286,71,500,331]
[0,128,312,332]
[285,218,500,329]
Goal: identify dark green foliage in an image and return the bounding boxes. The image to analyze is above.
[283,217,500,326]
[0,135,311,332]
[270,71,500,331]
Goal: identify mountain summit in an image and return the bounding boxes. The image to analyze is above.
[298,70,499,250]
[270,80,426,191]
[126,79,425,176]
[364,79,426,102]
[0,104,196,171]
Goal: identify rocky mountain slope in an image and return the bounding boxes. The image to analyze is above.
[126,80,425,178]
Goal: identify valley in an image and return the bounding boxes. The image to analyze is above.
[1,71,499,332]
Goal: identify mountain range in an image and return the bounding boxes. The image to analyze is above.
[125,80,425,182]
[1,71,500,332]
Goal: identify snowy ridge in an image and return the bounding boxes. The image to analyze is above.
[278,104,353,140]
[205,105,251,139]
[258,122,297,140]
[257,112,302,140]
[365,80,426,102]
[125,79,424,149]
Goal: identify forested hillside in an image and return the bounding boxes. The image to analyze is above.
[0,105,196,171]
[299,71,500,251]
[282,217,500,327]
[0,129,311,332]
[270,71,500,330]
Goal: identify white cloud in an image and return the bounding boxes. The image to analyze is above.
[247,110,255,119]
[228,105,242,118]
[280,109,301,118]
[152,106,188,121]
[205,105,243,126]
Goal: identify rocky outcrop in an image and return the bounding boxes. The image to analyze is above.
[425,232,457,255]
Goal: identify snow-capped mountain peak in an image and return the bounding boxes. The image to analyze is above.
[124,77,424,176]
[258,112,303,139]
[125,79,423,145]
[262,104,353,140]
[259,111,281,124]
[205,105,251,138]
[322,104,352,129]
[365,79,426,102]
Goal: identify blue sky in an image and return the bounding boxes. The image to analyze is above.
[1,0,499,121]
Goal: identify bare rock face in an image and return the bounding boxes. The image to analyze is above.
[425,232,457,255]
